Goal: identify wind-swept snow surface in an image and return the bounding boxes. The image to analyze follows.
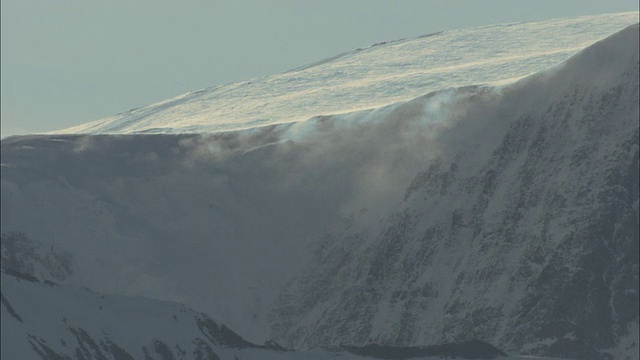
[1,14,638,360]
[53,13,638,135]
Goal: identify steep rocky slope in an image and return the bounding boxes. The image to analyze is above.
[269,25,639,360]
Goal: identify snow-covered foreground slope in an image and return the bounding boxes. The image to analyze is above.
[53,13,638,135]
[5,270,549,360]
[1,269,284,360]
[1,18,638,360]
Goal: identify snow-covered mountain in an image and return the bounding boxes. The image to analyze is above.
[2,13,638,360]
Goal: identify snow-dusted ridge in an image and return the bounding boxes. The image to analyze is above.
[52,12,638,135]
[2,14,638,360]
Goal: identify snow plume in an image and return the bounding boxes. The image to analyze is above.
[168,84,497,223]
[274,87,493,218]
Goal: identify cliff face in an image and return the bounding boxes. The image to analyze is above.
[269,25,639,360]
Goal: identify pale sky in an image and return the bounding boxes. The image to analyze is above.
[1,0,638,137]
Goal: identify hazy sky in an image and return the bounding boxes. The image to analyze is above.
[1,0,638,137]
